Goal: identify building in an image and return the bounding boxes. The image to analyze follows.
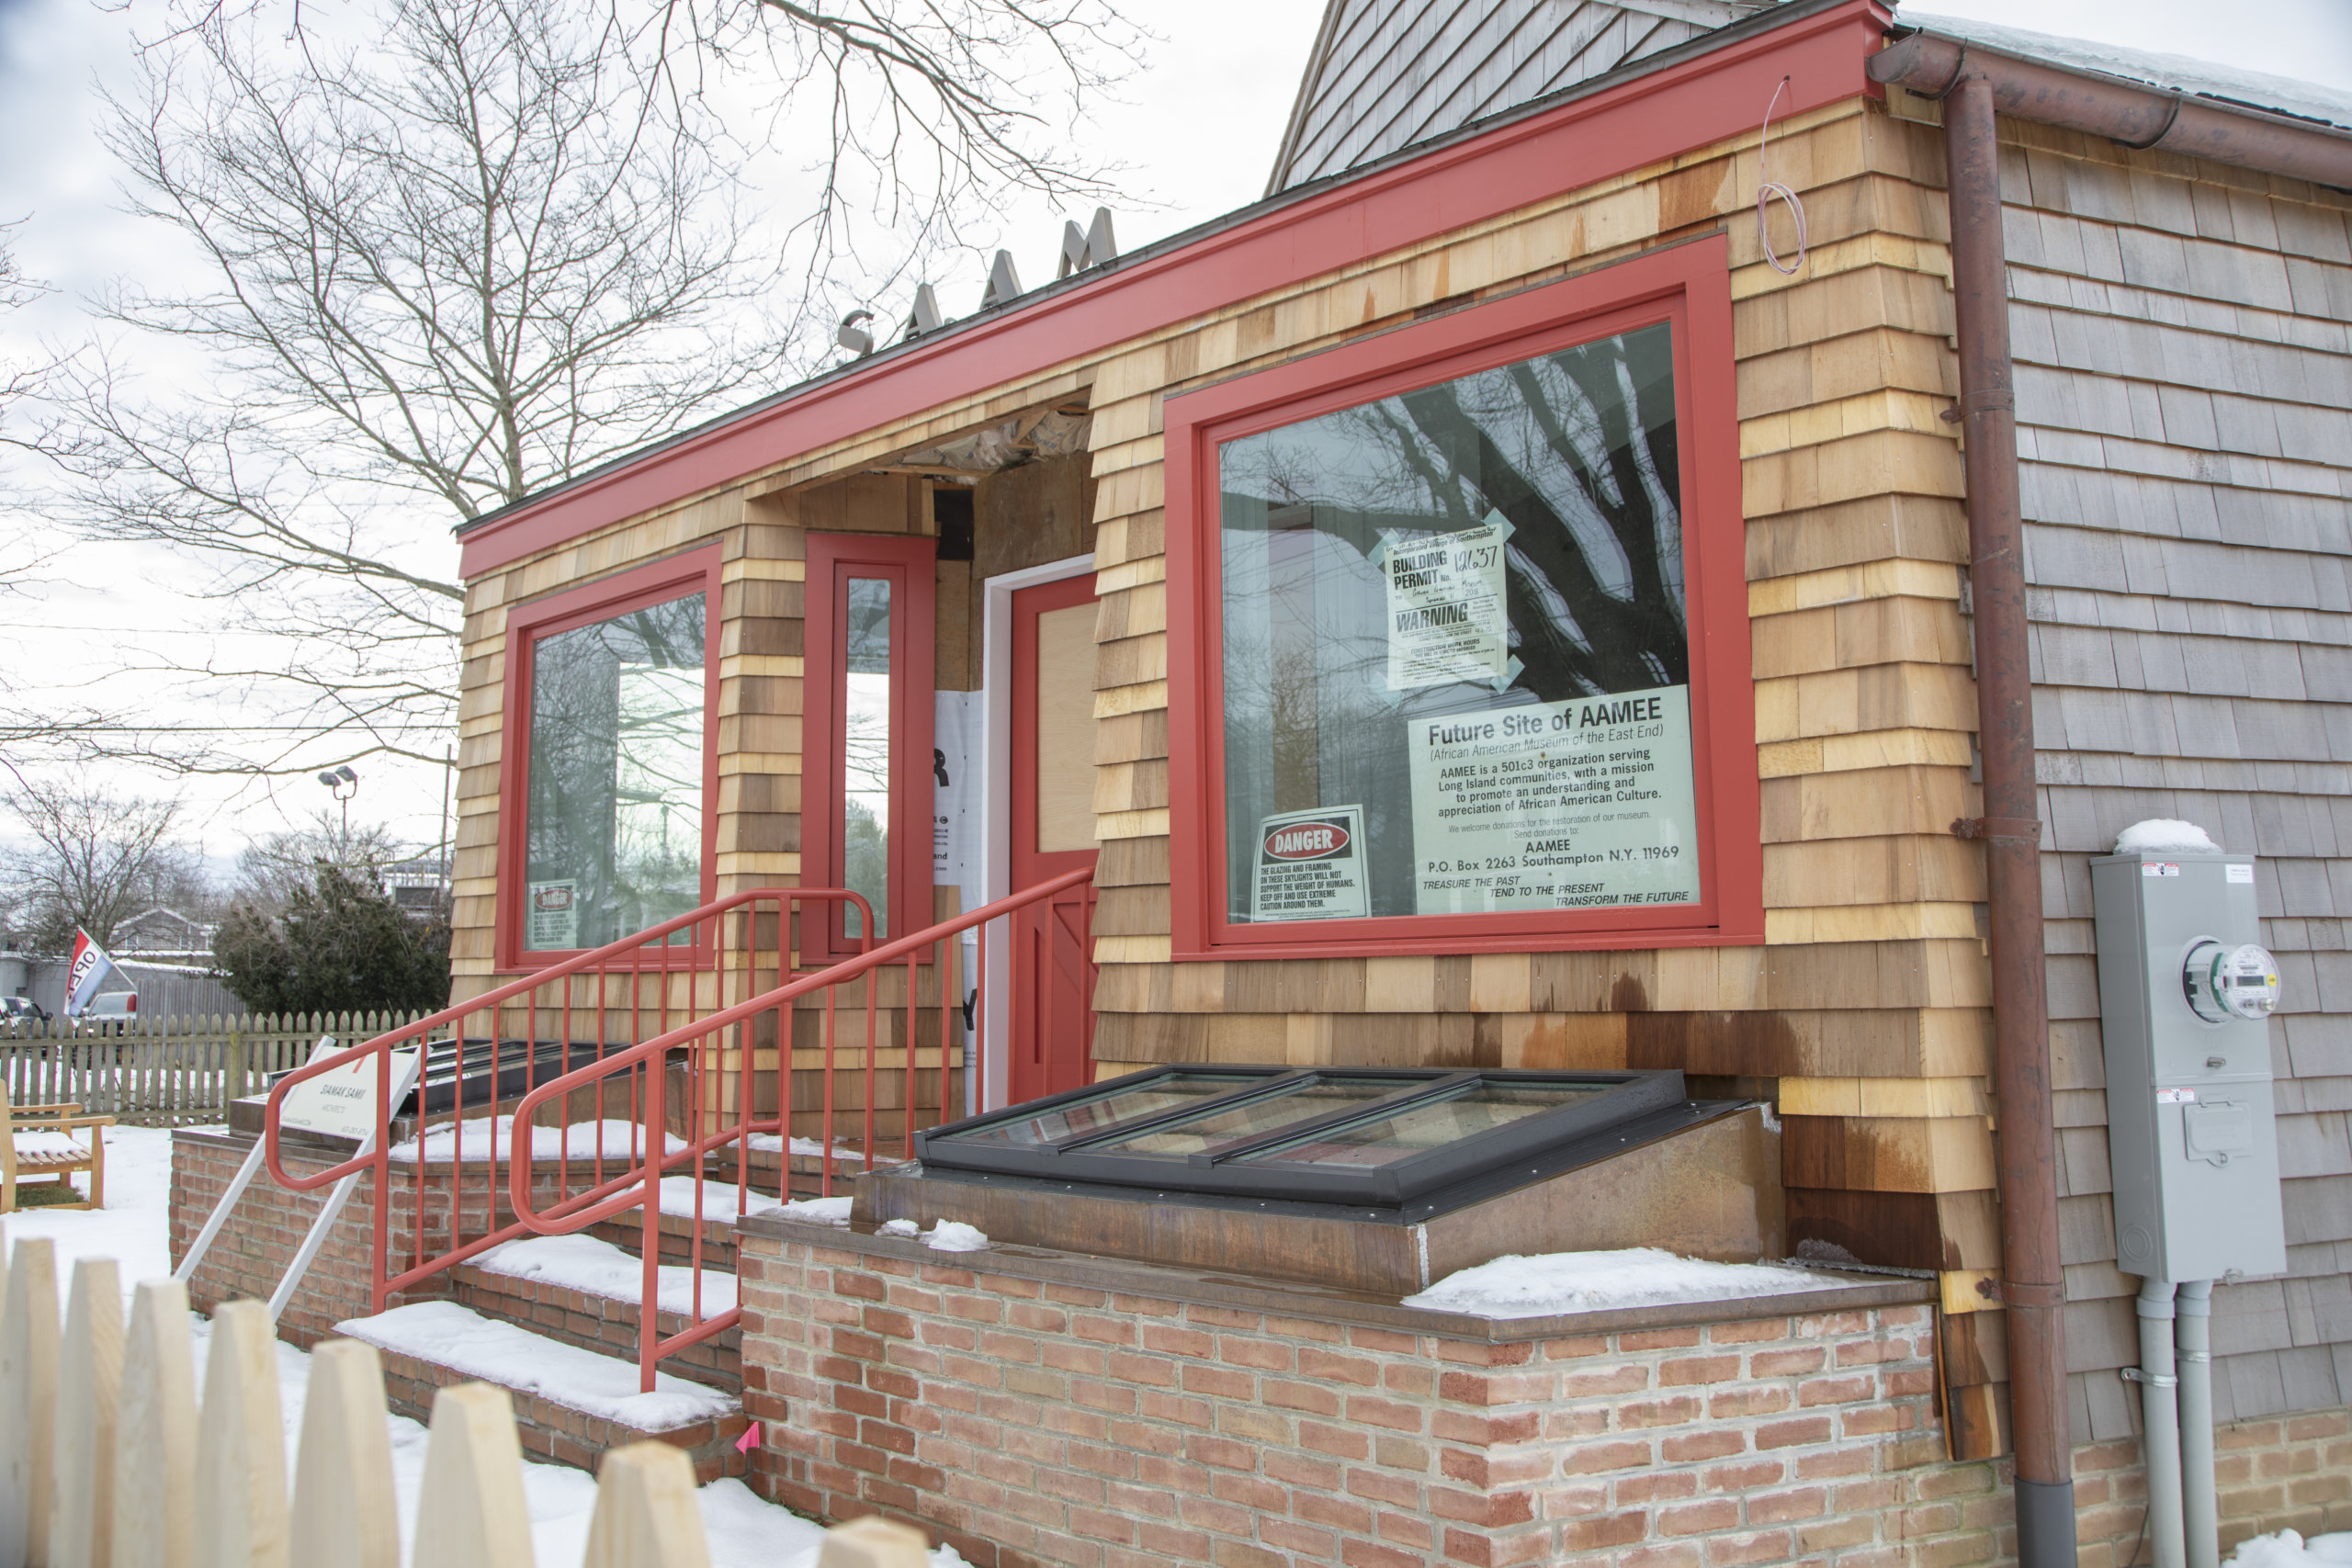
[179,3,2352,1564]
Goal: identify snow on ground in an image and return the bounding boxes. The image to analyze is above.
[475,1233,739,1315]
[1403,1247,1841,1318]
[776,1196,853,1224]
[1,1123,964,1567]
[2228,1532,2352,1568]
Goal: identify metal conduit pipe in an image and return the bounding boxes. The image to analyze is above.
[2177,1281,2219,1568]
[2134,1281,2188,1568]
[1869,32,2352,189]
[1915,66,2081,1568]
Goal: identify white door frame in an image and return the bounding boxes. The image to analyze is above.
[977,553,1099,1111]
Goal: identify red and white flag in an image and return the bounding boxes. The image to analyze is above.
[64,929,117,1018]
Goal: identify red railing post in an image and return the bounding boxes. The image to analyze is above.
[639,1040,666,1394]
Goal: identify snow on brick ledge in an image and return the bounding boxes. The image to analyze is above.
[1400,1247,1841,1318]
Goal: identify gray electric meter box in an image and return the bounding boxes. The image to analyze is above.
[2091,850,2287,1284]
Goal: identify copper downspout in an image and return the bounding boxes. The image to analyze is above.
[1924,69,2078,1568]
[1869,28,2352,1568]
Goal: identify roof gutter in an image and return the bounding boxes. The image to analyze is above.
[1868,30,2352,1568]
[1869,30,2352,187]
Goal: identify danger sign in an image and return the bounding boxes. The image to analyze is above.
[1250,806,1368,923]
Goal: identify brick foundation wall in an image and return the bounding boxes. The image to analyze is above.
[737,1219,1963,1568]
[734,1219,2352,1568]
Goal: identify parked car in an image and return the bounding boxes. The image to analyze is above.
[78,991,139,1034]
[0,997,48,1021]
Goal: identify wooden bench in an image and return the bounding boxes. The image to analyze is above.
[1,1082,115,1212]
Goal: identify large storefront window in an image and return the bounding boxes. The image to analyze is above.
[524,592,707,951]
[1221,321,1695,924]
[1165,242,1760,956]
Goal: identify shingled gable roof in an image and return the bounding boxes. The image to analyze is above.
[1264,0,1778,197]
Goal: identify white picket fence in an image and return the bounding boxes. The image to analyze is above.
[0,1232,927,1568]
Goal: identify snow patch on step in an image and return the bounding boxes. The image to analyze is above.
[387,1117,687,1164]
[653,1176,786,1224]
[473,1234,739,1317]
[337,1301,738,1429]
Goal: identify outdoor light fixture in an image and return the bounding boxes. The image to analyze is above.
[318,764,360,848]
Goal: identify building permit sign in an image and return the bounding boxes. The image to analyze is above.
[1374,515,1518,693]
[1407,684,1702,914]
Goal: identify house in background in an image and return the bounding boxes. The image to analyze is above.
[173,3,2352,1565]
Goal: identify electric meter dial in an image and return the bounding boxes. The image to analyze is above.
[2183,939,2281,1023]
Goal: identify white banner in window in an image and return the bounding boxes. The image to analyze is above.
[527,880,579,949]
[1374,515,1516,692]
[1250,805,1370,922]
[1407,685,1702,914]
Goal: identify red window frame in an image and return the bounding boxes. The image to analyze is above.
[497,543,724,972]
[1164,237,1761,960]
[802,532,938,964]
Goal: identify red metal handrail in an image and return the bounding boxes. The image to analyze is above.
[505,864,1097,1391]
[262,887,872,1312]
[257,867,1096,1393]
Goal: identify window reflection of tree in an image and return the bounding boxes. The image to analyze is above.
[841,578,893,938]
[526,593,705,948]
[1215,325,1686,921]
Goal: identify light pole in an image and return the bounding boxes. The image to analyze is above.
[316,765,359,860]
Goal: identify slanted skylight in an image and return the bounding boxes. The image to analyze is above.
[916,1066,1690,1205]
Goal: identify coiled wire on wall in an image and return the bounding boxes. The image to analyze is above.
[1758,76,1809,275]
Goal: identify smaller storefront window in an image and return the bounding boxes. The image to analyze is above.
[523,592,707,952]
[805,533,936,964]
[842,576,894,939]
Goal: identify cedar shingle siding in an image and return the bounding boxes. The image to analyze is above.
[1990,112,2352,1435]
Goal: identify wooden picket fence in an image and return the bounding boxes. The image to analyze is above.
[0,1233,928,1568]
[0,1013,432,1128]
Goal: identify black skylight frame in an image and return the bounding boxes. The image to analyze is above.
[912,1066,1689,1204]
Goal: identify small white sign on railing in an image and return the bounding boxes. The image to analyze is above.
[277,1041,423,1141]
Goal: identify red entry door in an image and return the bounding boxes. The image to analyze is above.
[1008,573,1102,1103]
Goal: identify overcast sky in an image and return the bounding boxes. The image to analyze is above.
[2,0,2349,865]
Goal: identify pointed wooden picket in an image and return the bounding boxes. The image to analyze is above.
[410,1383,535,1568]
[192,1302,288,1568]
[287,1341,399,1568]
[0,1235,59,1568]
[581,1443,708,1568]
[113,1280,198,1568]
[814,1517,933,1568]
[51,1258,122,1568]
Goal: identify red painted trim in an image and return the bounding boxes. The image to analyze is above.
[496,544,725,973]
[802,533,939,964]
[1164,238,1761,961]
[458,0,1888,578]
[1009,574,1104,1104]
[1009,573,1106,890]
